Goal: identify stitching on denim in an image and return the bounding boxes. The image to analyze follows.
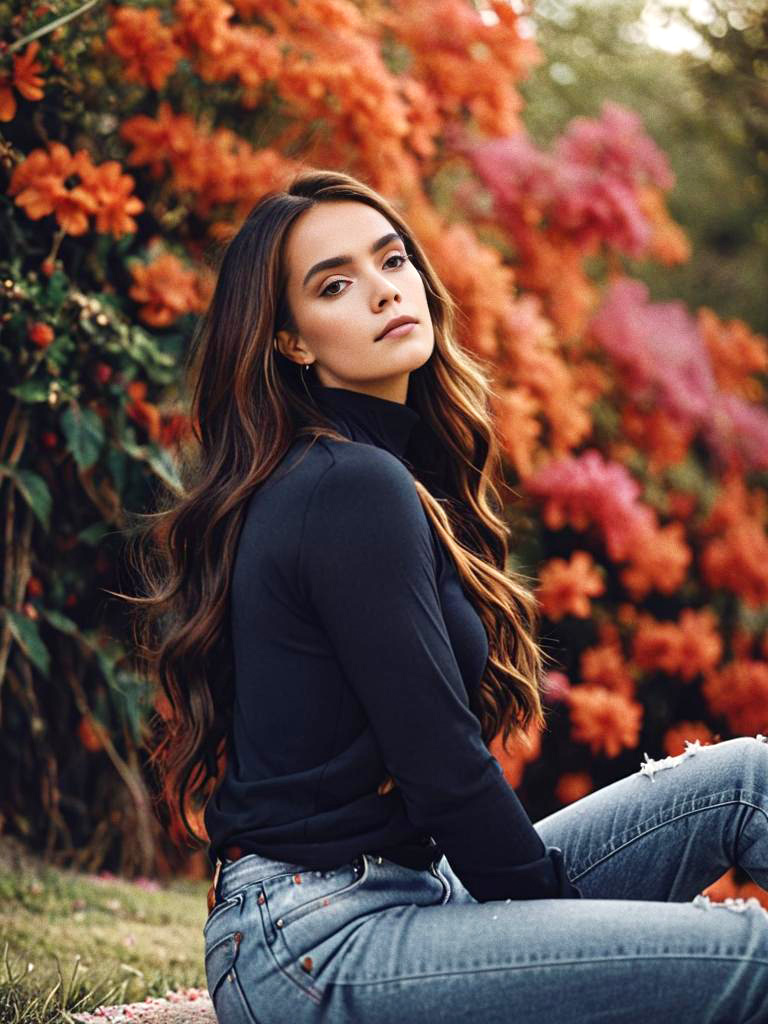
[329,951,768,987]
[570,790,768,882]
[569,797,746,882]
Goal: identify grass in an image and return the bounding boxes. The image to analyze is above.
[0,838,210,1023]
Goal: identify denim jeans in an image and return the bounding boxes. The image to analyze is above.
[203,735,768,1023]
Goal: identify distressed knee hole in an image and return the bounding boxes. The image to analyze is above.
[692,893,768,917]
[638,739,702,781]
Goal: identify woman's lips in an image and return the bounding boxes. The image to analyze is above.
[377,321,417,340]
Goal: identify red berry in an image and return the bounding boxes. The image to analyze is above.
[28,322,54,348]
[93,362,113,384]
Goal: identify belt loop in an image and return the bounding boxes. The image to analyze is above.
[207,859,221,914]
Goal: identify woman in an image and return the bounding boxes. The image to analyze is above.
[127,170,768,1023]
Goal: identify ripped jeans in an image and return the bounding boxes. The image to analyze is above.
[203,735,768,1023]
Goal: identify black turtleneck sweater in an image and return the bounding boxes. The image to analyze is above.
[204,384,582,901]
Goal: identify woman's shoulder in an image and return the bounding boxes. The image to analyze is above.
[313,437,418,503]
[249,435,416,515]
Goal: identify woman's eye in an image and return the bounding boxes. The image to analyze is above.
[320,279,346,297]
[319,253,409,297]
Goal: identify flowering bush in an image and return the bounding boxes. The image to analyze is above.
[1,0,767,886]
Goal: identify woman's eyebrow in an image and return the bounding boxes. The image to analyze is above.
[302,231,404,289]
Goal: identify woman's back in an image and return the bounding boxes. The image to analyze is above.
[205,385,496,879]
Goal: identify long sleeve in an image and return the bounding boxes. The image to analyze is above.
[301,448,582,902]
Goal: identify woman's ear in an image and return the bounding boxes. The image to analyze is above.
[274,330,313,367]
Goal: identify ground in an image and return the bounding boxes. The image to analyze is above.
[0,837,214,1023]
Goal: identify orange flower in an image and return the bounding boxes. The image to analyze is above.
[129,249,208,327]
[632,608,722,682]
[125,380,162,442]
[489,722,542,789]
[76,159,145,237]
[635,184,691,266]
[620,520,691,599]
[580,642,635,698]
[698,307,768,400]
[493,386,540,480]
[620,404,694,471]
[567,684,643,758]
[120,103,295,219]
[702,661,768,735]
[555,772,593,805]
[8,143,95,232]
[173,0,235,57]
[663,721,714,757]
[0,41,45,122]
[631,615,681,676]
[536,550,604,621]
[701,519,768,608]
[8,143,142,238]
[106,6,183,90]
[675,608,723,679]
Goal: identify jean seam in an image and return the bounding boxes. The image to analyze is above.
[569,796,753,882]
[329,951,768,987]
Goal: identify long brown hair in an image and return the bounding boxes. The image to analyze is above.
[117,169,551,848]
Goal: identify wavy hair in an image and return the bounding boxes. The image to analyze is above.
[117,169,552,847]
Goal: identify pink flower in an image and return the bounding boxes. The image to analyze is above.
[526,449,656,561]
[589,277,717,424]
[465,101,674,257]
[555,101,675,192]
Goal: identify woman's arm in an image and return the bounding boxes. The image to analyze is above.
[302,447,582,902]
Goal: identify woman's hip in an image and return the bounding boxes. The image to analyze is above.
[203,847,768,1024]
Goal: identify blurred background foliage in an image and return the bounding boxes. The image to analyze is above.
[523,0,768,333]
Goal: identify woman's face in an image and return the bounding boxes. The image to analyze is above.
[275,200,435,403]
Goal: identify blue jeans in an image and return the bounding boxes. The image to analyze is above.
[203,735,768,1022]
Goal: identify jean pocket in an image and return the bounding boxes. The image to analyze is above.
[205,931,261,1024]
[254,857,372,1006]
[263,854,371,932]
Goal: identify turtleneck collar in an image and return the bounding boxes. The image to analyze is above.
[308,384,421,459]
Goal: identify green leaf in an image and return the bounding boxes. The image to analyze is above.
[110,670,149,744]
[4,610,50,676]
[8,380,49,403]
[60,404,105,470]
[77,522,109,546]
[12,469,52,530]
[39,606,79,636]
[106,445,128,492]
[121,439,183,494]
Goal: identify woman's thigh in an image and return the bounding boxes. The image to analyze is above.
[532,734,768,902]
[321,890,768,1024]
